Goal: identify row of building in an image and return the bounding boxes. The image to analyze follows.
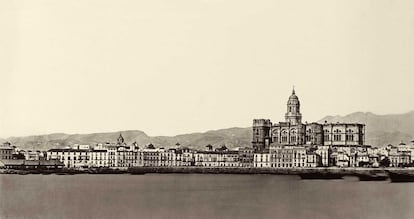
[44,140,414,169]
[2,137,414,169]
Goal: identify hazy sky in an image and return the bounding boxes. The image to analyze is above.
[1,0,413,138]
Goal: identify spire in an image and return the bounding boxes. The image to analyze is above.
[117,133,124,145]
[292,85,295,95]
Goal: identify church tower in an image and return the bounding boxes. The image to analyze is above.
[285,88,302,125]
[252,119,272,152]
[117,133,125,145]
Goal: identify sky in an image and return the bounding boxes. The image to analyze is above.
[1,0,414,138]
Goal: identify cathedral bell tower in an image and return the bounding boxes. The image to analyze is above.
[285,88,302,125]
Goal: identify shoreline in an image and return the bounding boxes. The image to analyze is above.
[1,167,413,176]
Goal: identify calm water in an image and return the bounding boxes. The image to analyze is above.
[1,174,413,219]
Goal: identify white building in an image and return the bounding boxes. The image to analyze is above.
[254,152,271,168]
[47,149,90,168]
[269,145,307,168]
[194,151,239,167]
[89,149,109,167]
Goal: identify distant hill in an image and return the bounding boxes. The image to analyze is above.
[3,111,414,150]
[319,111,414,147]
[4,128,253,151]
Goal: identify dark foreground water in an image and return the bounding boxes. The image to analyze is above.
[1,174,413,219]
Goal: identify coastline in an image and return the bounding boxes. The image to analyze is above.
[1,167,413,176]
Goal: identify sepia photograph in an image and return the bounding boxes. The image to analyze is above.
[1,1,414,219]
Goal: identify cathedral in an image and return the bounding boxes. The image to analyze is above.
[252,88,365,152]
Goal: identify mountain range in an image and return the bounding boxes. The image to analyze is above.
[2,111,414,151]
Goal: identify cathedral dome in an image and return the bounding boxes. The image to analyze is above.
[287,88,300,104]
[285,87,302,125]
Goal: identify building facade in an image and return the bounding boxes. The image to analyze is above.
[0,142,14,160]
[238,147,254,167]
[269,145,307,168]
[253,151,271,168]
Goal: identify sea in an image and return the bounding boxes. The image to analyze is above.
[1,174,413,219]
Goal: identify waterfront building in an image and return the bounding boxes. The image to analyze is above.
[395,142,414,163]
[141,147,161,167]
[269,145,307,168]
[23,150,42,161]
[315,145,331,167]
[253,150,271,168]
[356,151,369,167]
[159,148,172,167]
[0,142,14,160]
[107,145,118,167]
[0,159,64,170]
[305,151,321,168]
[334,151,350,167]
[220,151,239,167]
[89,149,109,167]
[389,147,411,167]
[158,147,189,167]
[47,148,90,168]
[193,152,207,167]
[238,147,254,167]
[252,88,365,152]
[194,149,240,167]
[158,147,188,167]
[194,152,205,166]
[159,145,195,167]
[116,146,137,168]
[47,142,138,168]
[181,147,195,166]
[106,134,138,168]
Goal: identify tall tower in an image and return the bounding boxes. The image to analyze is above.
[252,119,272,152]
[117,133,125,145]
[285,88,302,125]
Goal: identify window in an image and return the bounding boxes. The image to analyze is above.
[281,130,288,143]
[346,134,354,141]
[334,134,341,141]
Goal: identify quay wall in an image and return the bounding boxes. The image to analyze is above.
[1,167,413,175]
[127,167,405,175]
